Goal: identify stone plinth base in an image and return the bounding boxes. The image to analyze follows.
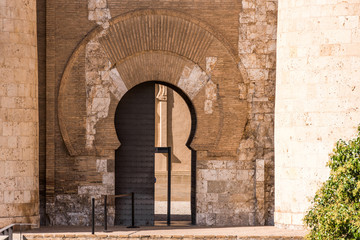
[0,215,39,229]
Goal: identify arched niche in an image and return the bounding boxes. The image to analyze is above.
[58,9,248,158]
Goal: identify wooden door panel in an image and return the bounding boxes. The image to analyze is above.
[115,82,155,226]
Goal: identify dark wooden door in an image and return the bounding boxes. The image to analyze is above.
[114,82,155,226]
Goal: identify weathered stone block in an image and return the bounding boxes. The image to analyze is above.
[96,159,107,172]
[207,181,226,194]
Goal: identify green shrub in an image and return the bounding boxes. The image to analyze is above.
[304,127,360,240]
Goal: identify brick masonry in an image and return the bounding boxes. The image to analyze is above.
[36,0,276,227]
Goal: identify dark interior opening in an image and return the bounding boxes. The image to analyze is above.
[114,81,197,226]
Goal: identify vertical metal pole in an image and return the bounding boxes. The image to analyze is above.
[131,192,135,227]
[92,198,95,234]
[104,195,107,231]
[167,147,171,226]
[8,226,13,240]
[191,149,197,225]
[127,192,138,228]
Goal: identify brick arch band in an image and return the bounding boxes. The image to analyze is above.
[58,9,248,158]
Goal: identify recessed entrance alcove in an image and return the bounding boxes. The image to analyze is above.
[114,81,196,226]
[58,9,250,226]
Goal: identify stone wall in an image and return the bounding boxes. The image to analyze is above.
[0,0,39,227]
[237,0,277,225]
[42,0,277,227]
[275,0,360,229]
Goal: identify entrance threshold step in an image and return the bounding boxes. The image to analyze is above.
[22,226,306,240]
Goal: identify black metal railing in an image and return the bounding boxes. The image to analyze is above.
[0,224,12,240]
[91,192,137,234]
[0,223,37,240]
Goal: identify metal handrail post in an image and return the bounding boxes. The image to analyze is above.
[8,226,13,240]
[104,195,107,231]
[92,198,95,234]
[127,192,139,228]
[167,147,171,226]
[131,192,135,227]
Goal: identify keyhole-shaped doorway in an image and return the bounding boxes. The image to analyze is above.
[114,81,196,226]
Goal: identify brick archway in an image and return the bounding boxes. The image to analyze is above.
[58,9,248,158]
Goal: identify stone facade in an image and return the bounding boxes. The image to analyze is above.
[3,0,360,230]
[37,0,276,227]
[4,0,360,231]
[275,0,360,229]
[0,0,39,227]
[1,0,278,228]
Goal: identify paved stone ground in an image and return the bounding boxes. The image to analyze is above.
[20,225,307,239]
